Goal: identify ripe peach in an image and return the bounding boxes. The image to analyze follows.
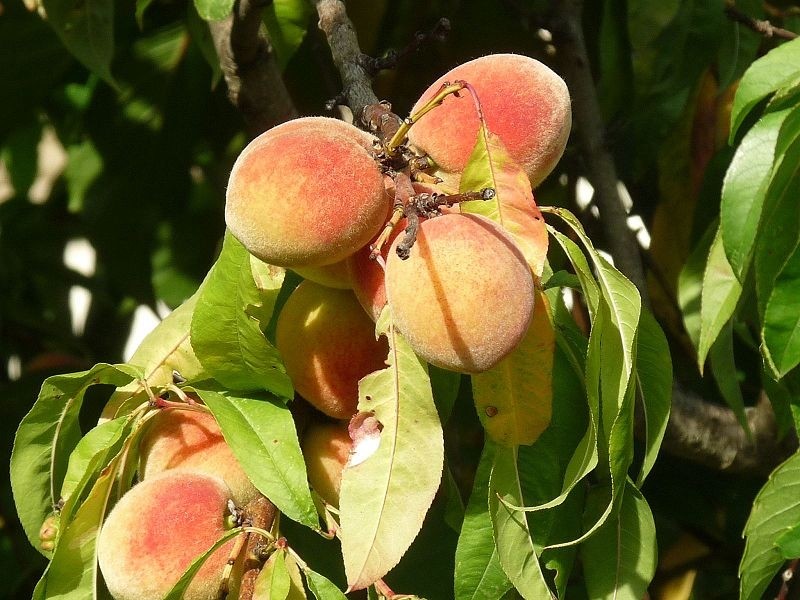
[139,408,259,506]
[275,282,388,419]
[407,54,571,187]
[347,220,403,322]
[225,117,388,268]
[293,260,352,289]
[302,421,352,508]
[98,472,237,600]
[385,213,534,373]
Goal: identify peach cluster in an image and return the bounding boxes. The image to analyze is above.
[96,406,259,599]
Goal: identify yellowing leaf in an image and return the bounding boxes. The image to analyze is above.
[460,123,548,278]
[339,310,443,590]
[473,290,554,446]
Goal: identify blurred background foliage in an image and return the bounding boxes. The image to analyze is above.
[2,0,800,597]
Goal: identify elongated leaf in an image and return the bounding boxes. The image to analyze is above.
[472,290,554,446]
[740,451,800,599]
[304,568,349,600]
[162,528,245,600]
[678,222,717,348]
[777,522,800,559]
[104,293,204,419]
[709,321,749,431]
[194,0,235,21]
[764,243,800,377]
[253,548,295,600]
[581,481,657,600]
[455,444,512,600]
[10,363,139,553]
[698,227,742,370]
[263,0,313,69]
[721,109,792,279]
[41,0,115,84]
[730,37,800,141]
[635,309,672,485]
[191,231,292,397]
[339,311,443,590]
[460,123,548,277]
[196,389,318,528]
[59,416,130,525]
[489,443,553,599]
[429,365,460,423]
[35,451,122,598]
[547,227,601,314]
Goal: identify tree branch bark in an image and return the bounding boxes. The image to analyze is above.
[725,3,798,41]
[209,0,298,138]
[550,0,794,475]
[312,0,379,125]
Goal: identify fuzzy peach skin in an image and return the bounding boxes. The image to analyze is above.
[276,282,389,419]
[225,117,388,268]
[302,421,352,508]
[347,219,403,322]
[407,54,571,187]
[385,213,534,373]
[98,472,237,600]
[139,409,260,506]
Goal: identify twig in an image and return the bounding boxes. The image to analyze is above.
[549,0,796,475]
[236,496,279,600]
[313,0,380,124]
[359,18,451,76]
[209,0,298,138]
[725,3,798,40]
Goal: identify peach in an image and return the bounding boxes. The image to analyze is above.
[293,259,352,289]
[385,213,534,373]
[139,408,260,506]
[225,117,388,268]
[347,220,403,322]
[407,54,571,187]
[302,421,352,508]
[275,282,388,419]
[98,472,238,600]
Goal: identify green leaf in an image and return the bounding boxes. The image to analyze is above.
[678,222,717,348]
[135,0,157,27]
[191,231,292,397]
[339,312,443,591]
[740,450,800,599]
[304,568,348,600]
[764,243,800,377]
[709,321,749,432]
[35,450,123,598]
[546,228,600,315]
[64,139,103,214]
[488,443,553,599]
[263,0,313,70]
[460,123,549,277]
[730,37,800,141]
[59,416,130,525]
[253,548,292,600]
[195,389,318,528]
[472,290,554,446]
[721,109,791,279]
[186,2,222,86]
[41,0,115,84]
[777,522,800,559]
[635,309,672,485]
[162,528,245,600]
[454,444,512,600]
[103,293,205,419]
[698,227,742,370]
[194,0,235,21]
[580,481,657,600]
[10,363,139,554]
[429,365,460,423]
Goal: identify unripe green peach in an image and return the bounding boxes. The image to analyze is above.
[302,421,352,508]
[407,54,571,187]
[225,117,388,268]
[276,282,388,419]
[139,408,259,506]
[385,213,534,373]
[98,472,238,600]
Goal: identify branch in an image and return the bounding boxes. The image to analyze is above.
[550,0,795,475]
[550,0,648,299]
[725,3,798,40]
[312,0,379,124]
[209,0,298,138]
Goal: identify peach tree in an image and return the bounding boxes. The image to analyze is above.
[4,1,800,599]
